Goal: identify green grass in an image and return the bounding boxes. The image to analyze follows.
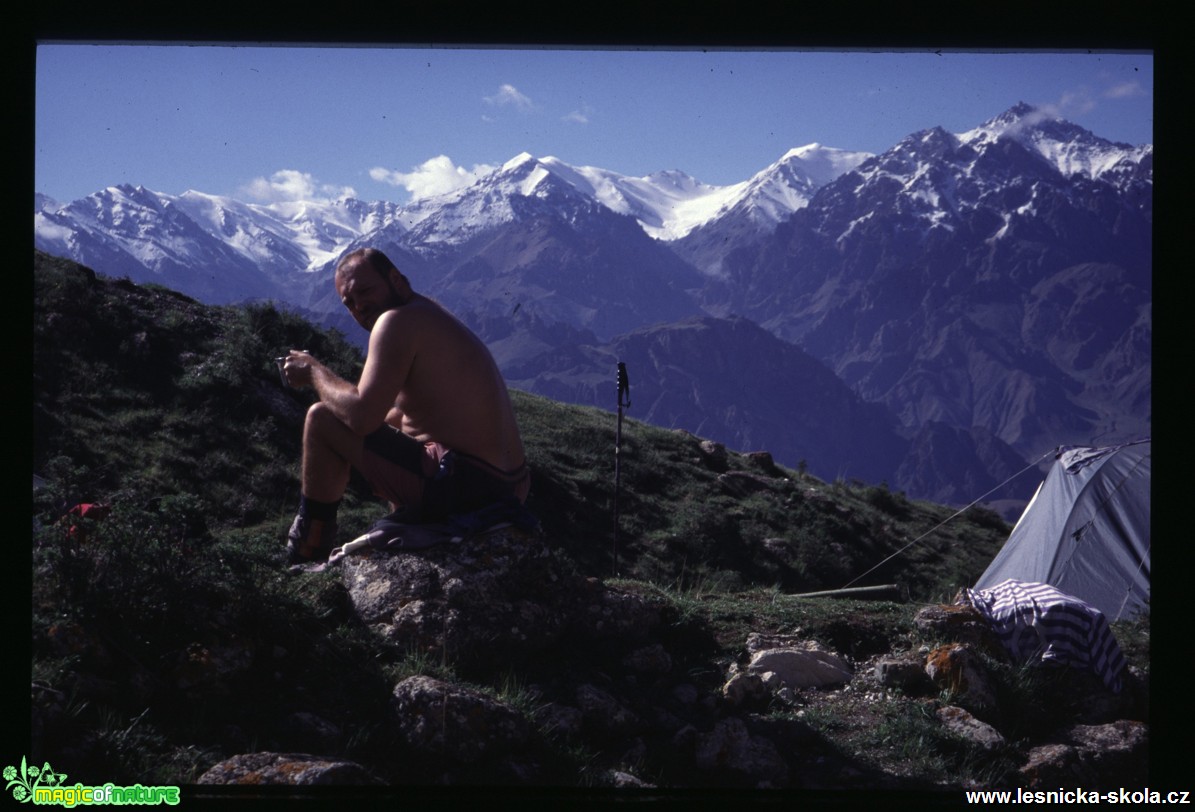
[516,388,1013,600]
[34,251,1012,602]
[30,252,1150,789]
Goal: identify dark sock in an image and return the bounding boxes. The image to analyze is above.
[299,494,340,523]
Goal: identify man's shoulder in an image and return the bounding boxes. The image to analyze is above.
[374,300,435,332]
[372,299,469,343]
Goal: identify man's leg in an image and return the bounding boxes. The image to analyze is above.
[301,401,365,502]
[288,402,365,563]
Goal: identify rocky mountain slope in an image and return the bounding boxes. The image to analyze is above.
[704,104,1151,457]
[482,312,1032,503]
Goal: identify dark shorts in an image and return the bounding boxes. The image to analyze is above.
[358,425,530,521]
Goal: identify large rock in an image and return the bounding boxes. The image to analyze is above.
[694,716,790,788]
[575,683,642,739]
[936,705,1006,750]
[196,752,378,785]
[1066,720,1149,784]
[1019,720,1148,789]
[722,638,852,707]
[575,579,664,642]
[342,528,575,671]
[722,670,769,707]
[914,603,1005,658]
[745,643,853,689]
[390,675,533,764]
[874,653,933,692]
[924,643,999,719]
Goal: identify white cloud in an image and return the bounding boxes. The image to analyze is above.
[1027,79,1146,134]
[563,103,593,125]
[1031,88,1096,129]
[484,83,534,112]
[370,155,498,201]
[242,169,355,202]
[1105,80,1145,99]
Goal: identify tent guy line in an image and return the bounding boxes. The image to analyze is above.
[837,448,1058,593]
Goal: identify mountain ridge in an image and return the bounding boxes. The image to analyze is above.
[33,102,1151,505]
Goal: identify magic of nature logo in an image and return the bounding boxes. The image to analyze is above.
[4,757,179,806]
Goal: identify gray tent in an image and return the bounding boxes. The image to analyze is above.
[975,439,1150,621]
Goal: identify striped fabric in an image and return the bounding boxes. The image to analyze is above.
[961,579,1127,693]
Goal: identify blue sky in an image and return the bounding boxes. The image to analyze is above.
[35,45,1153,206]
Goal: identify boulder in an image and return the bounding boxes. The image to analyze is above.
[875,654,932,692]
[936,705,1006,750]
[342,528,574,671]
[698,439,729,471]
[1017,723,1147,793]
[1065,720,1148,785]
[744,451,781,475]
[1018,722,1147,789]
[533,702,584,742]
[622,643,672,675]
[574,580,664,642]
[196,752,378,785]
[924,643,999,718]
[390,675,533,764]
[914,603,1005,658]
[745,643,852,689]
[721,670,768,707]
[1019,743,1085,787]
[576,683,642,738]
[694,716,790,788]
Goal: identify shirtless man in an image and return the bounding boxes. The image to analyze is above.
[280,247,528,563]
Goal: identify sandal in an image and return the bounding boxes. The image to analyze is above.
[286,514,337,565]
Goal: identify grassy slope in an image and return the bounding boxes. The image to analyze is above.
[34,250,1011,600]
[521,388,1012,600]
[30,252,1148,789]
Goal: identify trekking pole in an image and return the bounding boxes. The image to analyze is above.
[613,361,631,575]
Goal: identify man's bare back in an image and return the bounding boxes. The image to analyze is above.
[374,295,525,473]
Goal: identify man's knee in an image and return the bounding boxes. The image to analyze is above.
[304,402,354,446]
[304,402,365,464]
[305,401,341,432]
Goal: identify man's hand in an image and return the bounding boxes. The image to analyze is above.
[281,309,412,435]
[282,349,318,389]
[285,336,398,436]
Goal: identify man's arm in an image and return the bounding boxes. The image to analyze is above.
[285,309,415,436]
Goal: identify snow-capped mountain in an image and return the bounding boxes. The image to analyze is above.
[169,191,405,276]
[671,144,872,277]
[35,193,60,213]
[706,103,1152,458]
[313,152,708,339]
[958,101,1152,186]
[732,144,873,228]
[35,143,862,304]
[34,185,406,302]
[33,103,1151,502]
[531,158,731,242]
[384,145,868,250]
[35,184,281,303]
[803,103,1152,252]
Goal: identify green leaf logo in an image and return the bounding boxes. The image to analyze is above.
[3,757,64,804]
